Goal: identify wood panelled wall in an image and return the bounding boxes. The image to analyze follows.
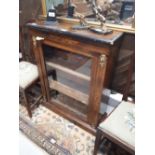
[19,0,42,61]
[19,0,42,26]
[111,34,135,98]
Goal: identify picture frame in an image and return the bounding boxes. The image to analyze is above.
[41,0,67,16]
[40,0,135,33]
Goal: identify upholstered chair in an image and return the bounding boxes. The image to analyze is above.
[19,61,42,117]
[94,101,135,155]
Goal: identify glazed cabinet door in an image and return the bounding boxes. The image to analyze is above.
[34,37,107,127]
[43,43,92,118]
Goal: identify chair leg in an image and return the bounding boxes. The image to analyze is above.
[93,128,103,155]
[23,89,32,118]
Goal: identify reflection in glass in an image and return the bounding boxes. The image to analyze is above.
[43,45,92,116]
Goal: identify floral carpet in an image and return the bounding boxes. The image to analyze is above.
[20,89,132,155]
[19,104,96,155]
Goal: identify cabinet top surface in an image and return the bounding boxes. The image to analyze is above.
[27,21,123,45]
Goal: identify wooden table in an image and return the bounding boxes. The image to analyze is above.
[27,20,123,134]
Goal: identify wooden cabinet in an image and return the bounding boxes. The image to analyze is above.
[27,21,123,134]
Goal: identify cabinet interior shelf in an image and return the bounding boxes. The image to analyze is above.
[51,98,87,119]
[49,79,89,105]
[46,61,91,81]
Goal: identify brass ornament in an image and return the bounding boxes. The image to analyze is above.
[32,36,37,48]
[32,36,45,48]
[100,54,106,67]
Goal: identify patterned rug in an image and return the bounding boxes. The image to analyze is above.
[19,104,96,155]
[19,87,131,155]
[20,104,130,155]
[19,115,70,155]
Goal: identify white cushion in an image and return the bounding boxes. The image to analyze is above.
[19,61,39,89]
[99,101,135,149]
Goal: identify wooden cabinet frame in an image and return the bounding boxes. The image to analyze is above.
[28,21,123,134]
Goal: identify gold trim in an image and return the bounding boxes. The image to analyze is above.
[32,36,37,48]
[32,36,45,48]
[100,54,106,67]
[36,36,45,41]
[57,17,135,34]
[38,15,135,34]
[41,0,47,16]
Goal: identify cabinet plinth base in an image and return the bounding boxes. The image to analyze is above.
[41,101,97,135]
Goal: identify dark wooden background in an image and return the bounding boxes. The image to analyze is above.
[19,0,42,61]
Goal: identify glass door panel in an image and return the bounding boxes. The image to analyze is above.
[43,45,92,116]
